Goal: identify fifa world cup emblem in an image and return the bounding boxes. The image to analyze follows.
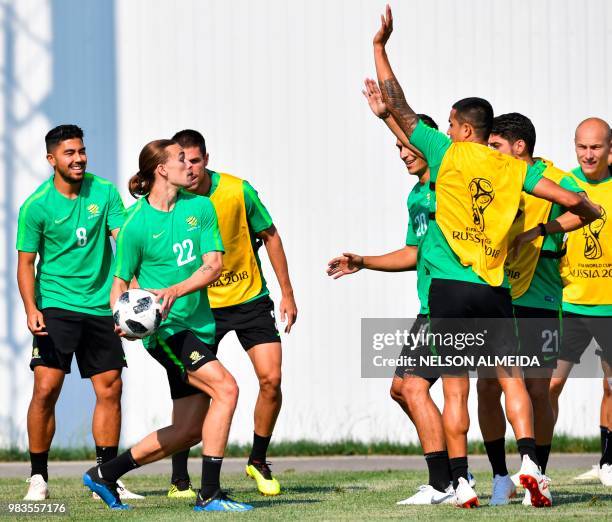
[583,207,607,260]
[468,178,495,231]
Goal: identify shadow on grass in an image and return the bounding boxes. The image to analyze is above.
[284,485,368,494]
[248,498,322,508]
[553,492,612,506]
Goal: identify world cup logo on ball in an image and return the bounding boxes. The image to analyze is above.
[469,178,495,232]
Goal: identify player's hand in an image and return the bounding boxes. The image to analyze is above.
[508,228,541,260]
[279,293,298,334]
[26,309,47,336]
[373,4,393,48]
[327,253,364,279]
[113,324,138,341]
[149,287,180,319]
[362,78,390,119]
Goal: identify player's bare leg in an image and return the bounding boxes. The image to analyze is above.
[600,362,612,486]
[396,376,445,453]
[25,366,64,498]
[549,360,574,423]
[524,369,555,472]
[442,375,470,458]
[90,370,122,448]
[248,342,283,438]
[391,375,454,504]
[476,377,516,505]
[89,369,143,499]
[245,342,283,495]
[28,367,64,453]
[168,394,209,498]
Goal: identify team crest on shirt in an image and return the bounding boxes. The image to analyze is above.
[32,348,40,359]
[87,203,101,219]
[189,350,204,364]
[186,216,199,231]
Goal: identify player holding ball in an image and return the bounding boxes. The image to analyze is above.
[83,139,252,512]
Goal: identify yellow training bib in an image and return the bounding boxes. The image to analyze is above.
[435,142,526,286]
[506,160,568,299]
[208,173,263,308]
[560,171,612,305]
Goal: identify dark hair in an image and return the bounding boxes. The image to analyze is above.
[491,112,536,156]
[172,129,206,157]
[416,114,438,130]
[129,139,177,198]
[451,97,494,140]
[45,125,84,152]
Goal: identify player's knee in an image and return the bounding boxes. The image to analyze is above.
[32,380,62,406]
[258,372,282,397]
[525,381,550,406]
[549,378,565,400]
[217,375,239,409]
[95,377,123,404]
[400,379,429,410]
[603,377,612,398]
[389,382,404,405]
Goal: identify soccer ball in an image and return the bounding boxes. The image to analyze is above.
[112,289,162,338]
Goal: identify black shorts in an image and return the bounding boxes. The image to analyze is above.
[514,305,560,370]
[428,278,518,375]
[394,314,439,385]
[30,307,126,378]
[213,295,280,351]
[559,312,612,364]
[147,331,217,400]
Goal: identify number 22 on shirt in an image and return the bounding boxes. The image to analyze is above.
[173,239,196,266]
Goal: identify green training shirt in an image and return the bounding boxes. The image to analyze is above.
[16,173,126,315]
[409,120,545,286]
[513,171,583,310]
[206,170,274,304]
[405,179,432,315]
[115,192,224,346]
[562,167,612,316]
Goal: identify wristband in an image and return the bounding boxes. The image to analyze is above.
[538,223,547,237]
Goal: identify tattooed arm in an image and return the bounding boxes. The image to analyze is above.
[149,251,223,317]
[373,5,420,139]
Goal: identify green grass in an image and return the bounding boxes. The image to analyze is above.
[0,435,600,462]
[1,469,610,520]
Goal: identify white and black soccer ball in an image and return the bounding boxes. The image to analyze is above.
[112,289,162,339]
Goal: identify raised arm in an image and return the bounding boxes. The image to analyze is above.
[373,5,420,139]
[363,78,412,149]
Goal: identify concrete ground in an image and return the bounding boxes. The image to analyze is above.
[0,453,599,478]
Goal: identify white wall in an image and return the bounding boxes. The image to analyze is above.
[1,0,610,448]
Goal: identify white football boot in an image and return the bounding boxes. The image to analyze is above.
[453,477,479,508]
[518,455,552,507]
[396,484,454,505]
[24,474,49,501]
[600,463,612,486]
[573,465,600,481]
[93,479,144,500]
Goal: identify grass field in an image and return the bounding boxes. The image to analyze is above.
[1,468,610,520]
